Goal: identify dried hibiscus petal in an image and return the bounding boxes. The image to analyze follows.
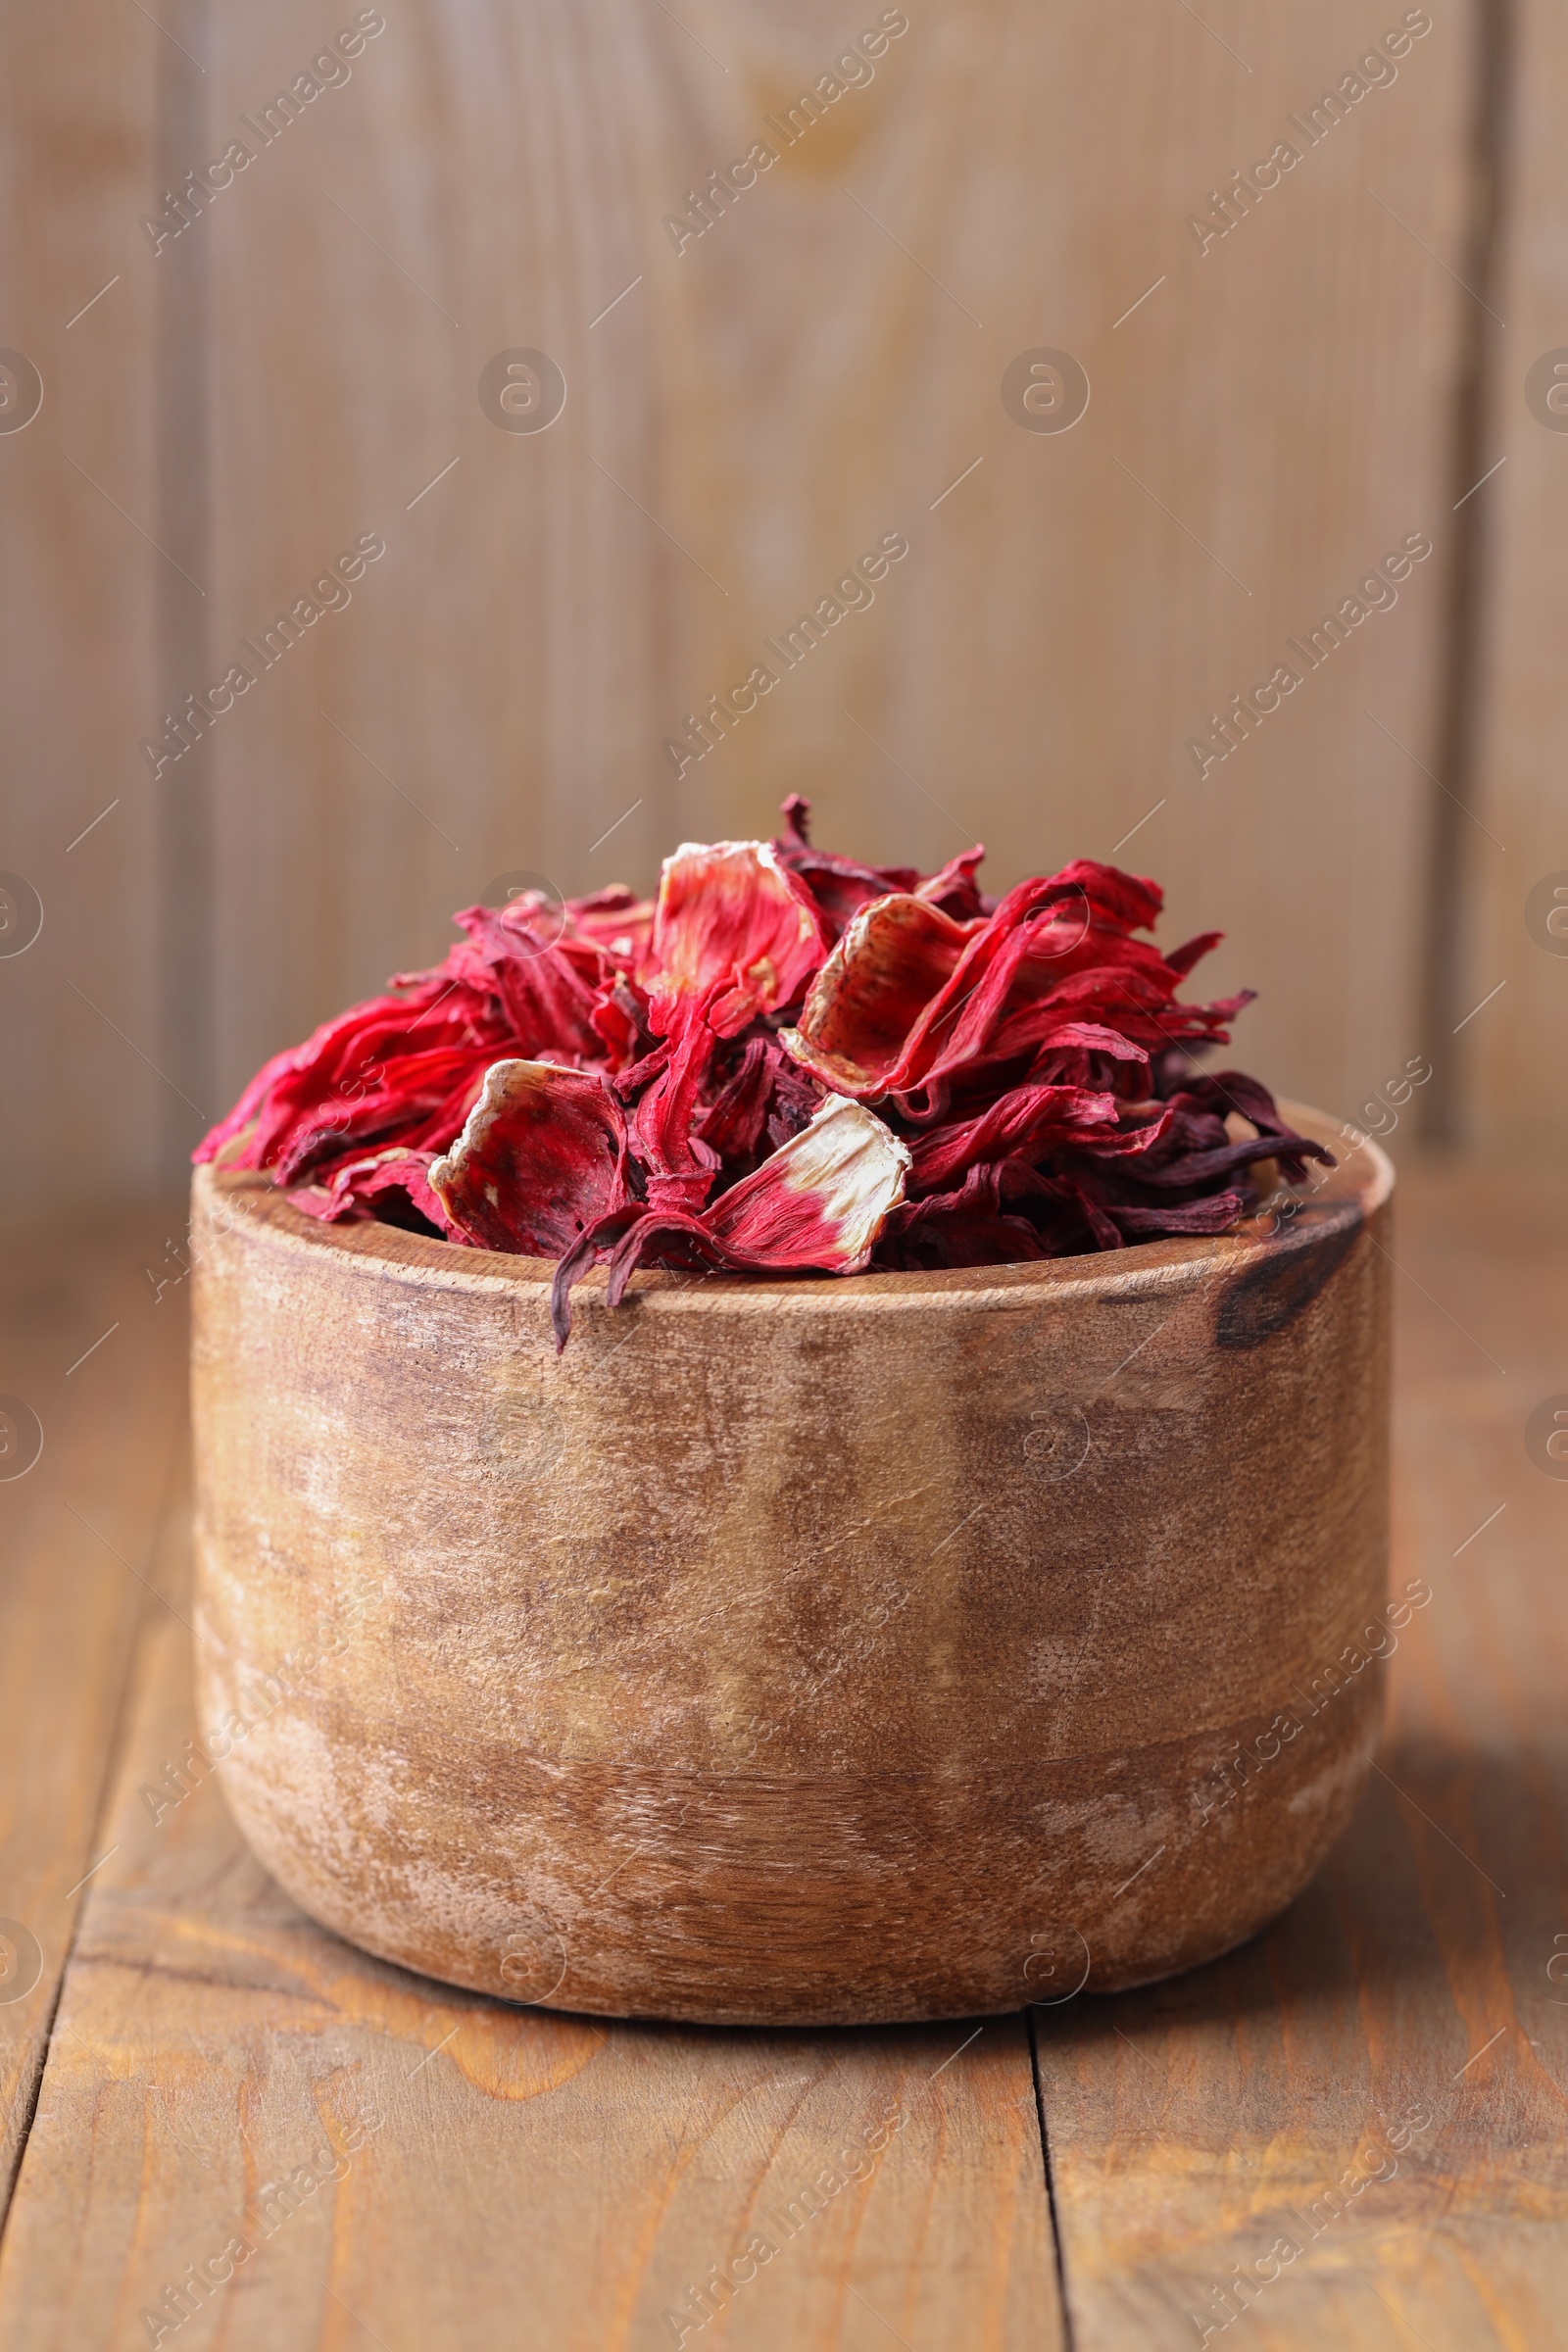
[782,873,1081,1102]
[771,795,989,938]
[631,995,723,1216]
[780,894,983,1096]
[289,1148,457,1239]
[696,1093,910,1268]
[199,796,1331,1344]
[878,1161,1051,1270]
[693,1035,775,1164]
[1105,1194,1250,1237]
[445,906,608,1062]
[563,883,655,966]
[646,839,827,1034]
[550,1095,910,1347]
[770,793,921,939]
[907,1082,1127,1196]
[783,860,1250,1114]
[428,1061,629,1255]
[195,970,511,1178]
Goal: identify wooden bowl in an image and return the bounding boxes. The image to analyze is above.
[190,1104,1392,2026]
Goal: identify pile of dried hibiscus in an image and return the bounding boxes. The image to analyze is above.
[196,798,1329,1346]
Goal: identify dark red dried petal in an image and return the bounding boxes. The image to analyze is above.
[877,1162,1050,1270]
[550,1203,647,1347]
[771,794,923,939]
[907,1084,1122,1196]
[289,1148,458,1239]
[771,795,990,938]
[693,1036,775,1162]
[783,862,1246,1110]
[1104,1194,1249,1237]
[429,1061,629,1255]
[913,845,988,921]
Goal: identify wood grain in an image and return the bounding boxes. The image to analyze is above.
[0,1610,1057,2351]
[199,0,1471,1152]
[1031,1143,1568,2350]
[0,1206,189,2214]
[1463,0,1568,1146]
[189,1110,1391,2024]
[0,0,167,1208]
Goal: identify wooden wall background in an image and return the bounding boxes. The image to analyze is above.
[0,0,162,1203]
[4,0,1554,1212]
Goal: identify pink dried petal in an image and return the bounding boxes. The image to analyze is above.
[196,969,508,1173]
[273,1048,499,1187]
[285,1183,341,1222]
[429,1061,629,1256]
[450,906,608,1061]
[564,885,656,966]
[633,994,722,1214]
[195,1036,310,1167]
[648,840,827,1033]
[703,1094,909,1268]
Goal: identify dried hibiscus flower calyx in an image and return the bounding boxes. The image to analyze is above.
[197,795,1332,1344]
[770,793,990,940]
[288,1147,457,1238]
[780,894,983,1097]
[672,1092,909,1272]
[627,991,724,1216]
[645,839,827,1034]
[428,1061,630,1256]
[549,1095,911,1347]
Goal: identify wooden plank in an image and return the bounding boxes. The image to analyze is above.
[201,0,1469,1144]
[0,1616,1058,2344]
[0,1207,190,2214]
[1032,1148,1568,2349]
[0,0,167,1206]
[1464,0,1568,1144]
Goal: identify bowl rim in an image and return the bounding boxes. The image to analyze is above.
[192,1098,1392,1319]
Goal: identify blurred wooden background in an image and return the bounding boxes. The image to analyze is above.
[2,0,1560,1213]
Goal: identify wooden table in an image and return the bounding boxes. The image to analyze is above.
[1,1152,1563,2350]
